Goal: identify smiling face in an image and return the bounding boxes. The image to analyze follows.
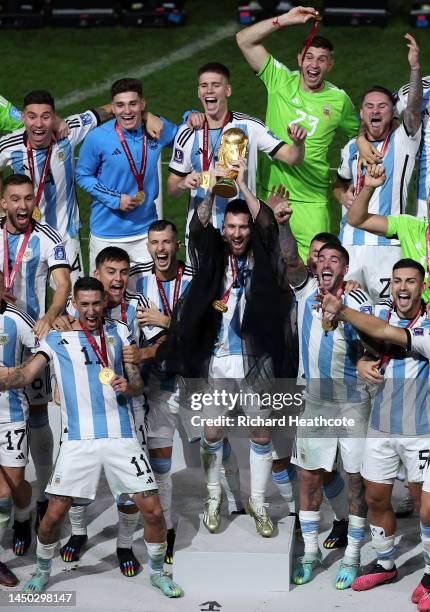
[298,45,333,92]
[198,71,231,122]
[308,239,327,274]
[148,227,179,279]
[73,289,107,332]
[316,247,348,293]
[22,103,55,149]
[112,91,145,131]
[1,182,34,233]
[391,267,424,319]
[223,211,251,257]
[94,259,129,307]
[360,91,394,140]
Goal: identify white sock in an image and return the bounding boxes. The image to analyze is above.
[272,465,296,514]
[323,471,348,521]
[200,438,223,498]
[68,504,87,536]
[14,504,31,522]
[149,456,173,530]
[29,415,53,502]
[117,509,139,549]
[220,440,243,513]
[370,524,395,570]
[421,522,430,574]
[299,510,321,557]
[36,538,57,574]
[0,497,12,544]
[249,441,272,507]
[145,540,166,573]
[344,514,366,562]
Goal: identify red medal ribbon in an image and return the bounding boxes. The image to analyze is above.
[2,222,33,293]
[302,19,320,59]
[219,255,240,307]
[80,322,109,369]
[115,122,147,191]
[120,298,128,324]
[156,262,185,317]
[355,131,391,196]
[202,112,231,172]
[26,140,53,212]
[377,304,424,372]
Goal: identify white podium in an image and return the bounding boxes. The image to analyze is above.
[173,513,295,593]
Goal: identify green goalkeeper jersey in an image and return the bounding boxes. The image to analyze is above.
[257,55,359,204]
[0,95,22,133]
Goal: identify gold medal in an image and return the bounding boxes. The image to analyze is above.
[99,367,115,385]
[201,171,211,190]
[32,208,42,221]
[321,318,337,333]
[212,300,228,313]
[134,191,145,204]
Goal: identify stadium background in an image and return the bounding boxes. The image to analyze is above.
[2,0,429,268]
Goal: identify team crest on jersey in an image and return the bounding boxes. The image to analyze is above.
[22,249,32,262]
[107,335,116,345]
[79,112,93,126]
[54,245,66,261]
[360,306,372,314]
[57,149,66,162]
[0,334,8,345]
[323,105,332,117]
[148,138,158,150]
[174,148,184,164]
[413,327,424,336]
[53,472,62,485]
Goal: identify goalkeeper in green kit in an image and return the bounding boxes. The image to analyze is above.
[237,5,369,261]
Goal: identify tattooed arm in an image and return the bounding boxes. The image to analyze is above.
[197,186,215,227]
[0,354,48,391]
[403,33,422,136]
[123,363,144,396]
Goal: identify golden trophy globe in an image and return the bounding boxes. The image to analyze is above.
[213,128,248,198]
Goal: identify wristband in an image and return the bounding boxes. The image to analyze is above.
[272,16,283,28]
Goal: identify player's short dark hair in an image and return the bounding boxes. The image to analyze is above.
[23,90,55,111]
[318,242,349,265]
[223,199,251,223]
[301,35,333,53]
[361,85,395,106]
[311,232,341,246]
[2,173,33,195]
[73,276,105,298]
[95,247,130,269]
[198,62,230,81]
[148,220,178,236]
[392,258,425,280]
[111,78,143,99]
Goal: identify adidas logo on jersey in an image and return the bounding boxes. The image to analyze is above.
[111,148,122,156]
[146,476,154,484]
[58,339,69,345]
[15,453,25,460]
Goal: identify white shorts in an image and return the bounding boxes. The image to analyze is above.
[46,438,157,501]
[344,244,402,304]
[25,362,52,406]
[290,397,370,473]
[0,421,29,467]
[271,405,297,461]
[64,236,83,285]
[89,234,151,273]
[361,429,430,485]
[422,451,430,493]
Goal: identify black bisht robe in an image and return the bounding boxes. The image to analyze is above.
[156,201,298,391]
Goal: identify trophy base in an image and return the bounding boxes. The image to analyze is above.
[213,177,238,199]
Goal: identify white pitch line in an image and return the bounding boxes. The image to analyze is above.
[56,21,238,110]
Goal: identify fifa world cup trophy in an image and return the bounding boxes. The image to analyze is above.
[213,128,248,198]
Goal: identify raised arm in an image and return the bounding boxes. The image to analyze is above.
[403,33,422,136]
[346,164,388,235]
[33,267,71,339]
[272,124,306,166]
[0,353,48,391]
[236,6,319,72]
[233,158,260,220]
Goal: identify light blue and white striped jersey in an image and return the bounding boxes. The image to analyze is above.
[370,301,430,436]
[168,111,284,242]
[0,220,69,320]
[213,255,253,359]
[395,77,430,209]
[294,273,372,402]
[128,260,194,398]
[66,289,158,346]
[0,301,37,423]
[338,123,421,246]
[36,318,137,441]
[0,111,99,240]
